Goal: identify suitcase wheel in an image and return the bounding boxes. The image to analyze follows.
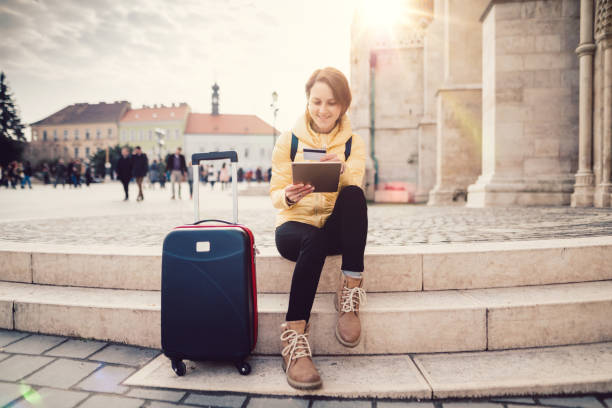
[236,361,251,376]
[171,359,186,376]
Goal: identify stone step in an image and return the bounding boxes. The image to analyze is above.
[0,280,610,354]
[2,236,612,292]
[124,342,612,399]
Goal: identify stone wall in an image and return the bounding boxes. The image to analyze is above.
[467,0,581,206]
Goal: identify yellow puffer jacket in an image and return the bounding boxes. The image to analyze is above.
[270,112,366,228]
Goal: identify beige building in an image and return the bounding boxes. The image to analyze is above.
[29,101,130,161]
[351,0,611,208]
[118,103,191,161]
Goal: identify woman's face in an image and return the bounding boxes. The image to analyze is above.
[308,81,342,134]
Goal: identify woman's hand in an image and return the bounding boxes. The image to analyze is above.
[285,183,315,204]
[320,153,345,174]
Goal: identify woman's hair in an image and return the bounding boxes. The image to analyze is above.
[305,67,352,117]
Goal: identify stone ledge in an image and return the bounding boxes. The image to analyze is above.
[2,236,612,292]
[124,342,612,399]
[0,280,610,354]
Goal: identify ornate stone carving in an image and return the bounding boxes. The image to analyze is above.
[596,0,612,38]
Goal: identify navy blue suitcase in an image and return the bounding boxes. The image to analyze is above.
[161,151,258,376]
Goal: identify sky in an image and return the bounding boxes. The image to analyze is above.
[0,0,358,137]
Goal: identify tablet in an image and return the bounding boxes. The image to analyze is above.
[292,162,342,193]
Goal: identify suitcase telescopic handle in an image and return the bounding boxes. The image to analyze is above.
[192,151,238,164]
[192,151,239,224]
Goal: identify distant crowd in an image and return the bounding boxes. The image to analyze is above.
[1,147,271,198]
[0,159,95,189]
[116,146,272,201]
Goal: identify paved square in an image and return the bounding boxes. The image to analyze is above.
[10,387,89,408]
[78,394,144,408]
[0,381,23,406]
[248,397,310,408]
[23,358,101,388]
[3,334,66,354]
[184,393,246,407]
[377,403,436,408]
[148,402,181,408]
[126,387,185,402]
[88,344,160,366]
[45,339,107,359]
[76,365,136,394]
[537,397,605,408]
[0,355,54,381]
[0,330,28,347]
[311,400,372,408]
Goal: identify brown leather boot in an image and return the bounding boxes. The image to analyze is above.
[335,273,366,347]
[280,320,322,390]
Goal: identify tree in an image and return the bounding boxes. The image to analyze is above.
[0,72,26,167]
[90,144,131,179]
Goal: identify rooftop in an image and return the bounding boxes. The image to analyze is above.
[185,113,277,135]
[31,101,131,126]
[120,103,190,123]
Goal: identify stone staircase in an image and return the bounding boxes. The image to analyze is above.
[1,236,612,398]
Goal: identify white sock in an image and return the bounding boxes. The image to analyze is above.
[342,270,362,279]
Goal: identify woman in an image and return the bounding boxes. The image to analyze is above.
[270,67,367,390]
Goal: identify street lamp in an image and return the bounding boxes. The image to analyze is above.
[155,128,166,162]
[270,91,279,148]
[105,146,111,181]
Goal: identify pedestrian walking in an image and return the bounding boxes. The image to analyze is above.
[187,161,194,199]
[149,160,159,188]
[132,146,148,201]
[207,164,217,190]
[8,162,19,188]
[166,147,187,199]
[158,160,166,188]
[270,67,367,390]
[20,161,32,189]
[42,163,50,184]
[85,163,93,186]
[116,147,133,201]
[219,163,230,191]
[255,167,263,183]
[54,159,67,188]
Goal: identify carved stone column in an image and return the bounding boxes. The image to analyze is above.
[427,0,487,206]
[571,0,597,207]
[594,0,612,207]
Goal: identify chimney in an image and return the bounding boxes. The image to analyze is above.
[212,83,219,115]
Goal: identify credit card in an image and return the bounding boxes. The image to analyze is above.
[303,148,326,161]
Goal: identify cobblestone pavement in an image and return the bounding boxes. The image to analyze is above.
[1,183,612,248]
[1,329,611,408]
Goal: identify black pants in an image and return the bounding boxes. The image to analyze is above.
[121,179,130,198]
[275,185,368,322]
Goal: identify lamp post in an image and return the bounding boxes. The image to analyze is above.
[155,128,166,162]
[270,91,279,148]
[104,146,111,181]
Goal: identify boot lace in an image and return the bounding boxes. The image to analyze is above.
[281,328,312,368]
[341,286,367,313]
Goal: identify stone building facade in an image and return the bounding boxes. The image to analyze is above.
[29,101,130,162]
[350,0,611,207]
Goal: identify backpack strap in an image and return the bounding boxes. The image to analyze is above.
[290,133,299,162]
[344,136,352,161]
[290,133,352,162]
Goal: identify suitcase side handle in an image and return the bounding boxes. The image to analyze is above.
[192,151,238,164]
[193,219,235,225]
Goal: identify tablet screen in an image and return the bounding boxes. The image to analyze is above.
[291,162,341,193]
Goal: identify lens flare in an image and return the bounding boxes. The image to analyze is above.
[20,382,42,405]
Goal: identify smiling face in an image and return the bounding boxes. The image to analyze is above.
[307,81,342,134]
